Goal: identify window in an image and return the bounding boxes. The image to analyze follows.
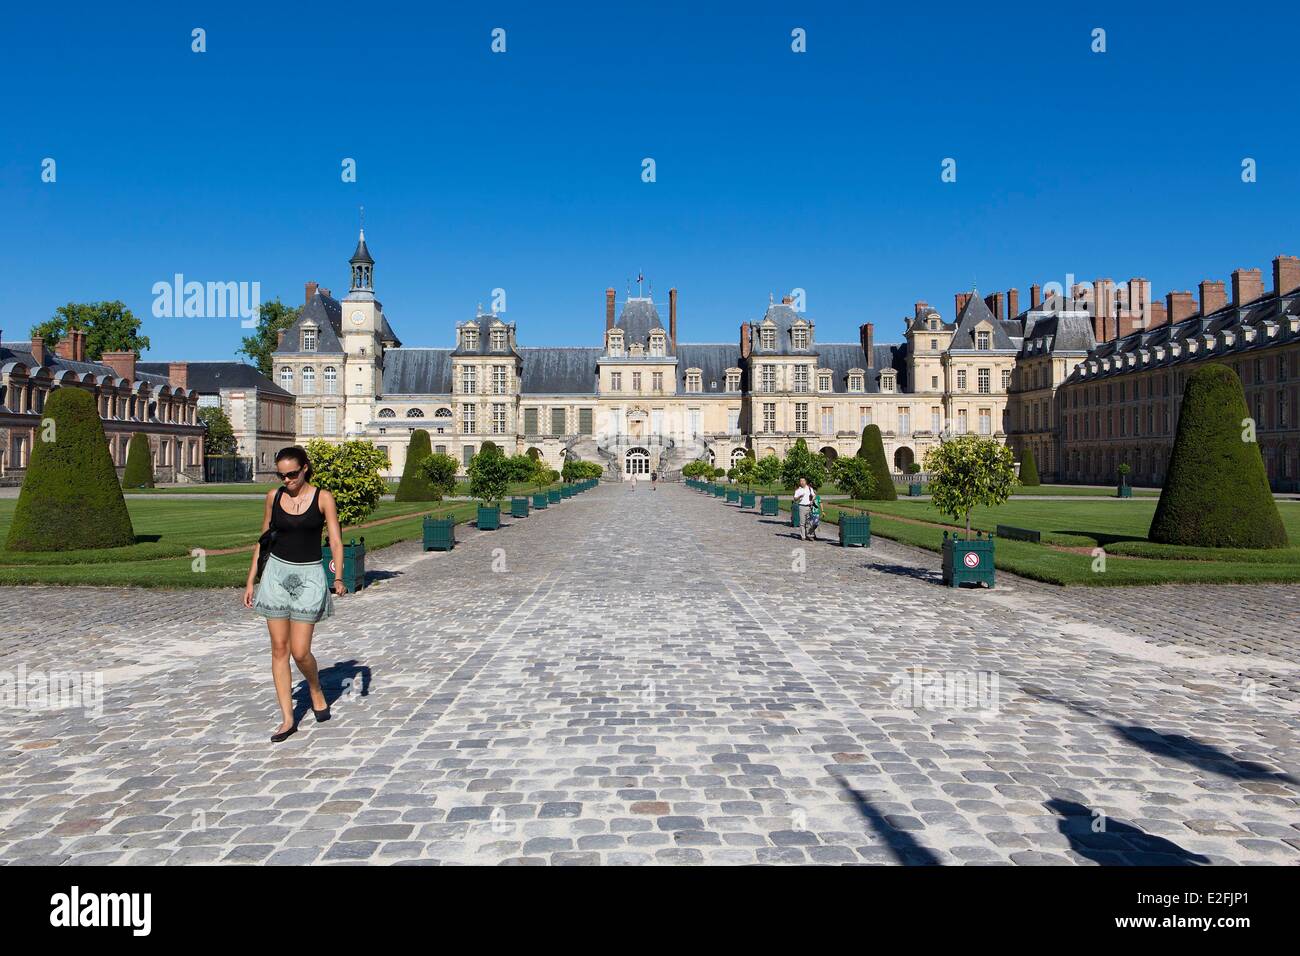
[930,319,939,331]
[794,366,810,393]
[760,326,776,350]
[848,373,863,392]
[763,403,776,432]
[611,372,622,391]
[463,445,475,466]
[794,402,809,433]
[1001,368,1011,391]
[462,366,477,394]
[551,407,566,435]
[406,408,424,418]
[1281,393,1290,428]
[686,371,701,393]
[524,408,539,435]
[689,407,702,437]
[957,409,968,434]
[792,325,809,350]
[726,370,740,392]
[302,327,318,351]
[491,328,506,351]
[931,376,939,390]
[462,404,476,434]
[652,408,664,435]
[931,407,941,434]
[654,371,665,391]
[761,365,776,393]
[492,404,507,435]
[859,406,872,429]
[976,330,991,350]
[727,407,740,434]
[650,332,665,356]
[279,367,293,390]
[633,372,642,391]
[978,368,990,394]
[818,372,832,392]
[579,408,593,435]
[324,366,338,394]
[820,406,834,435]
[463,328,479,350]
[881,372,896,393]
[930,338,938,351]
[301,407,316,435]
[492,365,507,394]
[300,367,316,394]
[608,332,624,356]
[324,407,337,435]
[979,408,991,435]
[956,369,966,391]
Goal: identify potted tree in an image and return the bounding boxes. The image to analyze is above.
[306,439,390,591]
[906,462,924,496]
[724,466,741,503]
[418,450,461,550]
[733,455,758,508]
[781,439,827,529]
[1117,462,1132,499]
[469,444,510,530]
[756,453,782,515]
[924,434,1017,588]
[831,455,876,546]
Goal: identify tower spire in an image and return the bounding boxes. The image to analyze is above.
[349,219,374,292]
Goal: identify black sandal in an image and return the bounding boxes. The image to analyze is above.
[270,724,297,743]
[313,705,331,723]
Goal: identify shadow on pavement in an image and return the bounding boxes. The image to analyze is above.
[1046,798,1210,865]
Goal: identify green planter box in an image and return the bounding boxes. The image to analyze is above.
[547,489,562,504]
[561,484,574,498]
[760,496,779,516]
[714,485,726,498]
[726,489,739,503]
[741,492,756,509]
[510,497,529,518]
[942,532,996,588]
[477,505,501,530]
[1117,484,1132,498]
[790,503,803,528]
[322,538,366,593]
[422,516,456,551]
[908,483,923,497]
[839,513,871,547]
[532,493,548,509]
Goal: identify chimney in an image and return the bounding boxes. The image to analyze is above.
[72,328,87,361]
[914,300,930,318]
[1093,279,1116,339]
[1232,268,1263,307]
[168,361,189,390]
[55,335,74,360]
[605,287,616,330]
[1273,255,1300,296]
[305,281,318,306]
[740,323,752,360]
[1166,291,1195,324]
[1148,301,1168,329]
[668,287,678,351]
[276,329,286,349]
[101,350,136,382]
[955,292,972,317]
[1198,279,1226,316]
[30,336,46,366]
[1030,284,1042,310]
[1006,288,1019,318]
[860,323,875,365]
[1122,278,1152,329]
[983,292,1005,320]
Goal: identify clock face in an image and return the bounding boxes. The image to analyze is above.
[350,310,365,326]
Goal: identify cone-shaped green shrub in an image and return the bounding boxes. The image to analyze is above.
[121,432,154,488]
[395,429,437,501]
[1018,446,1040,486]
[5,388,135,551]
[1149,364,1288,548]
[855,425,896,500]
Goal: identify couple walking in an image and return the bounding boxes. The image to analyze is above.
[793,477,822,541]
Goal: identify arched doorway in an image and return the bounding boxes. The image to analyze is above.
[893,446,914,472]
[625,446,649,477]
[730,447,748,467]
[820,446,838,464]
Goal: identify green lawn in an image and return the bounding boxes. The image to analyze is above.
[1010,484,1160,498]
[135,479,561,496]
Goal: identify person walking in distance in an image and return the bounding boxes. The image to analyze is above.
[793,476,815,540]
[243,446,347,743]
[651,470,658,491]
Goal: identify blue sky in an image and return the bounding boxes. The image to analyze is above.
[3,1,1297,360]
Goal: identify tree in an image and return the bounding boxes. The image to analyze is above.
[395,429,437,501]
[304,439,388,527]
[781,438,827,490]
[122,433,154,488]
[197,405,236,457]
[1018,446,1040,486]
[480,440,501,457]
[32,301,150,360]
[238,299,301,377]
[5,388,135,551]
[732,456,758,490]
[856,425,897,500]
[510,453,541,482]
[682,460,711,479]
[562,458,601,482]
[469,444,510,504]
[418,452,460,501]
[833,455,877,502]
[924,434,1017,535]
[712,467,726,479]
[1149,364,1288,548]
[755,454,782,487]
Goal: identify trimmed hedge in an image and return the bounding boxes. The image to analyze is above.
[395,429,437,501]
[1018,446,1040,486]
[856,424,896,500]
[122,432,154,488]
[5,387,136,551]
[1149,364,1288,548]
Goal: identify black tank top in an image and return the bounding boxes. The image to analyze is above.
[270,487,325,562]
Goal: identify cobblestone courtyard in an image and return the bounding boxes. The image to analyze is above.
[1,484,1297,865]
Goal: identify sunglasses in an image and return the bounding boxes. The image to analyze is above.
[276,467,304,481]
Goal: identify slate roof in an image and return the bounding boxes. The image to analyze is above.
[1016,312,1096,356]
[747,301,815,356]
[380,349,453,394]
[350,232,374,265]
[452,312,518,357]
[277,290,345,354]
[676,344,742,392]
[520,348,602,394]
[949,295,1018,350]
[0,344,177,389]
[613,298,670,351]
[136,361,293,398]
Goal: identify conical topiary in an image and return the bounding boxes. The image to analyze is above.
[5,387,135,551]
[121,432,154,488]
[1018,446,1040,486]
[1149,364,1288,548]
[395,428,437,501]
[855,424,897,500]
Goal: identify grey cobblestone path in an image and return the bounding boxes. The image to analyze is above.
[1,484,1296,865]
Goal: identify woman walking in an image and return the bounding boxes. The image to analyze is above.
[243,446,347,743]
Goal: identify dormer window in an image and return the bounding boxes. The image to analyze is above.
[463,327,479,350]
[792,325,810,350]
[818,371,832,392]
[608,331,624,355]
[929,318,939,331]
[301,326,318,351]
[725,369,741,391]
[490,328,507,351]
[848,372,864,392]
[649,332,666,356]
[880,371,896,393]
[760,325,776,350]
[685,369,702,393]
[976,330,992,350]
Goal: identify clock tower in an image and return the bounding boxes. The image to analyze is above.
[341,228,384,433]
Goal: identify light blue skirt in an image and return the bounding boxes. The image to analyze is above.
[254,554,334,623]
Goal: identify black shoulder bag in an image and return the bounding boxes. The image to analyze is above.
[255,488,284,582]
